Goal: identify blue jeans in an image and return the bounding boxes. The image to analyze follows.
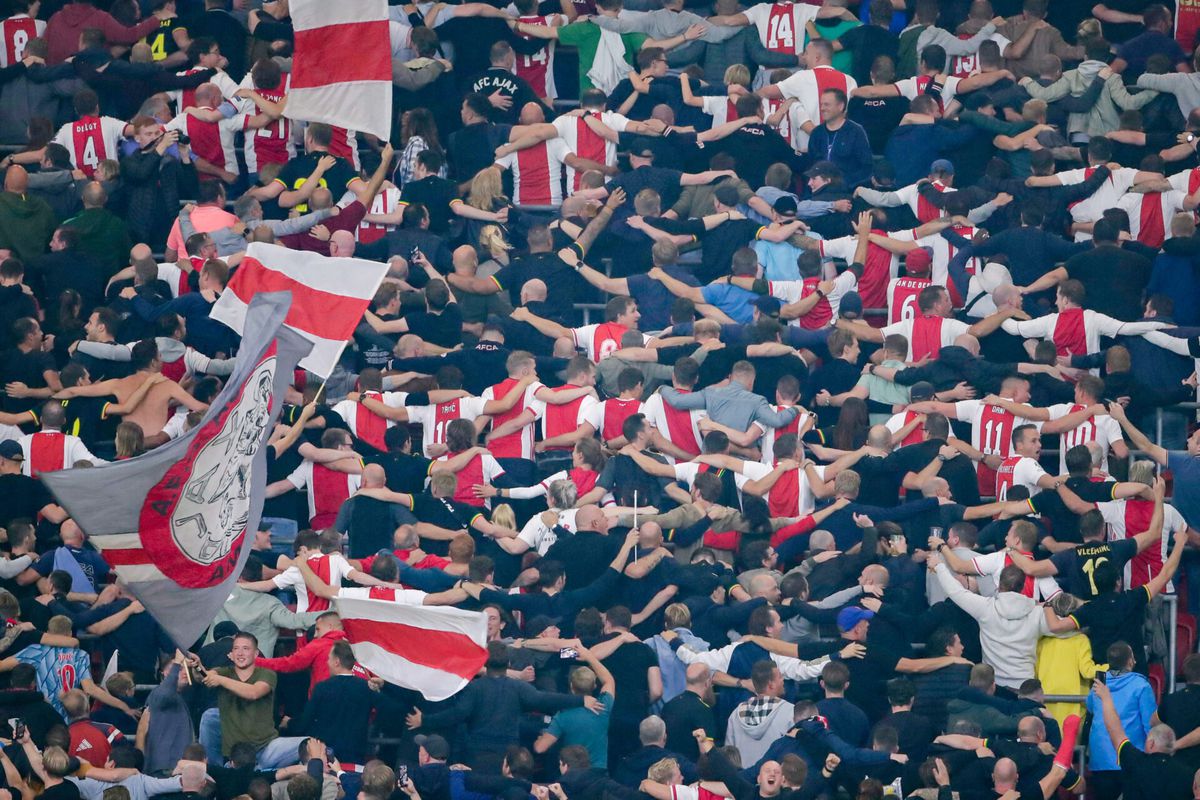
[257,736,308,770]
[200,707,223,764]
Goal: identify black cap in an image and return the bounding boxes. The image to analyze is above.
[805,160,842,180]
[631,144,656,159]
[414,734,451,760]
[0,441,22,461]
[838,291,863,320]
[909,381,935,401]
[772,195,798,216]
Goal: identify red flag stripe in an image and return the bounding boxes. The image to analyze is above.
[101,547,153,566]
[342,617,487,679]
[291,21,391,89]
[229,258,370,341]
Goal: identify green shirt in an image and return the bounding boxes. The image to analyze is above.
[216,666,278,756]
[557,21,647,92]
[811,18,861,74]
[547,691,614,767]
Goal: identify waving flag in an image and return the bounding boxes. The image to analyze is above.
[336,596,487,700]
[41,293,312,648]
[211,242,390,378]
[286,0,393,141]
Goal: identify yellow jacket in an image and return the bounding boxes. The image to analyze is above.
[1037,632,1106,726]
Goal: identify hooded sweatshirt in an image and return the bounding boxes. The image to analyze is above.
[935,564,1049,689]
[0,191,56,261]
[1085,670,1155,771]
[726,695,794,766]
[45,4,160,64]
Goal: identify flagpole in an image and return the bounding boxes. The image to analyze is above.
[633,490,638,531]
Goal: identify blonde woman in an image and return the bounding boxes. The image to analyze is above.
[114,421,145,460]
[455,166,512,245]
[680,63,753,125]
[1036,592,1106,725]
[478,224,512,272]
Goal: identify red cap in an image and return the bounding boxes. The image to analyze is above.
[905,247,932,274]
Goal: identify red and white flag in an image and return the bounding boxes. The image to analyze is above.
[287,0,393,141]
[211,242,389,377]
[336,596,487,700]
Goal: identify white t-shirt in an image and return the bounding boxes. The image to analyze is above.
[407,396,489,456]
[881,316,971,361]
[516,508,579,555]
[742,2,819,55]
[1059,166,1138,240]
[273,552,354,614]
[1045,405,1124,475]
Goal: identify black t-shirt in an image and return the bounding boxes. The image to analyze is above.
[1116,741,1195,800]
[400,176,460,234]
[405,305,463,349]
[1064,245,1152,322]
[885,440,980,507]
[39,782,81,800]
[600,638,658,721]
[845,639,903,720]
[0,474,53,528]
[838,24,899,86]
[276,152,358,208]
[492,252,585,311]
[610,166,686,216]
[60,395,118,453]
[382,452,434,494]
[0,349,53,414]
[448,122,513,184]
[1050,538,1137,599]
[1071,586,1152,672]
[848,95,907,153]
[1029,477,1120,544]
[1159,684,1200,770]
[412,493,483,555]
[708,124,798,190]
[470,67,544,124]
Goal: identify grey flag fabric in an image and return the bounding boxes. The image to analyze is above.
[42,291,313,648]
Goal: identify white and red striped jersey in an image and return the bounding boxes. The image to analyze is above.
[238,73,293,173]
[818,232,898,317]
[1059,166,1139,241]
[1000,309,1166,359]
[948,32,1010,76]
[884,409,927,448]
[972,549,1059,600]
[700,94,742,127]
[775,65,857,150]
[759,406,812,465]
[515,14,565,98]
[768,271,858,329]
[1169,167,1200,197]
[893,74,962,113]
[0,14,43,67]
[539,387,599,448]
[571,322,649,362]
[1099,498,1187,589]
[886,276,931,325]
[881,315,971,361]
[283,461,362,530]
[552,111,628,191]
[892,179,954,224]
[1116,189,1187,249]
[495,137,571,206]
[762,96,794,146]
[892,225,980,305]
[156,262,191,298]
[358,184,402,244]
[165,109,252,175]
[168,68,240,111]
[953,399,1042,497]
[673,460,771,493]
[481,378,545,460]
[994,454,1048,500]
[331,392,408,449]
[587,397,645,443]
[742,2,819,55]
[52,116,127,178]
[443,448,506,507]
[407,396,489,456]
[18,431,97,477]
[1045,404,1123,475]
[765,462,827,518]
[643,391,705,462]
[273,551,354,614]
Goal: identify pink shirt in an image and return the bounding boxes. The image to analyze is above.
[165,205,238,255]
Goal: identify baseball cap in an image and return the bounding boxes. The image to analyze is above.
[836,606,875,632]
[805,160,842,180]
[212,621,239,641]
[754,296,782,317]
[976,261,1012,294]
[631,144,656,159]
[772,195,798,216]
[909,381,935,401]
[930,159,955,175]
[0,441,22,461]
[838,291,863,320]
[523,615,559,638]
[415,734,451,760]
[905,247,933,274]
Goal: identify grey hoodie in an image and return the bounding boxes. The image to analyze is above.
[935,563,1049,689]
[1022,61,1158,138]
[725,695,793,766]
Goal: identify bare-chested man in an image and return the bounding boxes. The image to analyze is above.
[55,339,208,434]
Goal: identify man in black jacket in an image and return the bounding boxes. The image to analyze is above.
[120,119,194,250]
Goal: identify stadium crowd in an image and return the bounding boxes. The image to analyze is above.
[5,0,1200,798]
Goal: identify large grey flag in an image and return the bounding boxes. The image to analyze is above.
[42,292,313,648]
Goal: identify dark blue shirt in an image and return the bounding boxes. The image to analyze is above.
[628,266,700,330]
[806,119,874,188]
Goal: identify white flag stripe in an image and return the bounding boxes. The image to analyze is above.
[290,0,385,31]
[286,85,389,139]
[113,564,168,583]
[89,533,143,550]
[242,243,383,299]
[349,641,471,701]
